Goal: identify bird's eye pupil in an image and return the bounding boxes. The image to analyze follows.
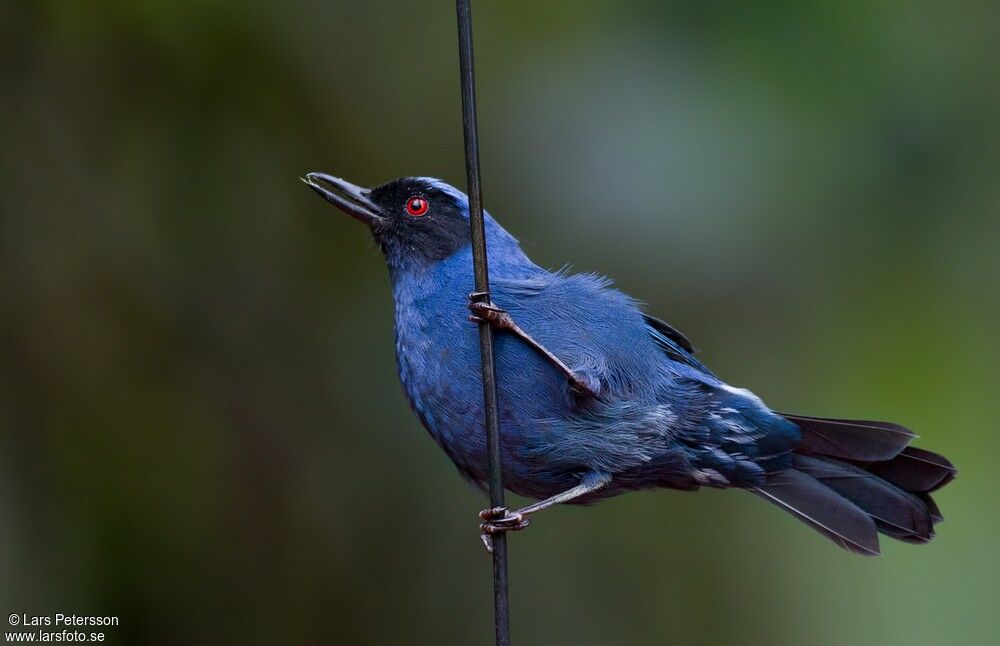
[406,196,429,216]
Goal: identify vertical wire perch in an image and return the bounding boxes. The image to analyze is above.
[455,1,512,645]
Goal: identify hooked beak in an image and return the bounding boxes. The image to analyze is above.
[302,172,386,227]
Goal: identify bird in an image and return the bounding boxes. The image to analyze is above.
[303,172,956,555]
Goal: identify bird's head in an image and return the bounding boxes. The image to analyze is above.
[303,173,476,264]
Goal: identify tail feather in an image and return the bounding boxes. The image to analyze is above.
[753,413,955,554]
[864,446,956,493]
[751,468,880,556]
[918,493,943,525]
[793,454,934,544]
[780,413,916,461]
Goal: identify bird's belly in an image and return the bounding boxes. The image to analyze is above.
[395,323,587,498]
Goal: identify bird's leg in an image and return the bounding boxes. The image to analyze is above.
[468,292,598,397]
[479,473,612,553]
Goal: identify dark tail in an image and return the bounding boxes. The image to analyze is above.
[751,414,956,555]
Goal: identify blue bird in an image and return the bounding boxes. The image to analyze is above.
[303,172,955,555]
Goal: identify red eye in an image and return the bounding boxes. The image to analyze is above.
[405,196,429,216]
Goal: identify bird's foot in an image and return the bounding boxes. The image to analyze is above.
[566,373,599,398]
[479,506,530,553]
[467,292,599,398]
[467,293,516,331]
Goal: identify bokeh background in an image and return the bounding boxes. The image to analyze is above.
[2,1,996,644]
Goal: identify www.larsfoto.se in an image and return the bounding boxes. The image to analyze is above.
[5,631,106,643]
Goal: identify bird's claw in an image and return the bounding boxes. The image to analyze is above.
[467,296,516,330]
[478,506,530,553]
[569,375,597,397]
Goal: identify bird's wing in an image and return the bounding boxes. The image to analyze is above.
[642,314,694,353]
[643,315,716,378]
[491,272,716,380]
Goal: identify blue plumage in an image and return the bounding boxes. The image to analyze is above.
[304,172,955,554]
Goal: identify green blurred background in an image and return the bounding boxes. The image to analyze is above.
[1,1,996,644]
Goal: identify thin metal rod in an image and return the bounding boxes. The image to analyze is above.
[455,1,510,645]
